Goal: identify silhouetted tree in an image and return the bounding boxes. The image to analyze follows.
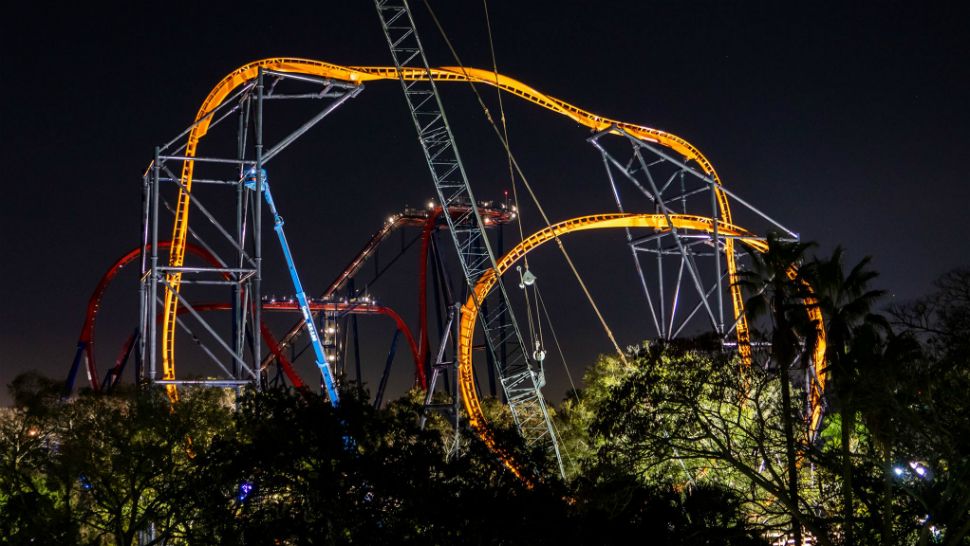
[736,233,816,545]
[806,247,886,544]
[890,269,970,544]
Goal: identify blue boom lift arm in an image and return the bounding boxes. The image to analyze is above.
[245,168,340,405]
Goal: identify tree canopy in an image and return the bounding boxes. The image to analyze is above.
[3,267,970,545]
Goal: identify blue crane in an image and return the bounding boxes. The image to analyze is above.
[245,168,340,405]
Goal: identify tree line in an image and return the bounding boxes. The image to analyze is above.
[2,241,968,545]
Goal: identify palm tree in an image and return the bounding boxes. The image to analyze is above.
[736,232,816,546]
[806,247,886,545]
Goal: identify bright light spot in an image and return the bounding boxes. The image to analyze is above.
[237,481,254,502]
[909,460,930,478]
[893,467,905,476]
[326,327,336,334]
[427,200,435,209]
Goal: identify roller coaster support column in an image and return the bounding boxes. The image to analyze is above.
[244,168,339,405]
[253,69,265,391]
[375,0,564,477]
[148,148,161,382]
[421,303,461,455]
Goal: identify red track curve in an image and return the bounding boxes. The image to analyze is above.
[186,301,422,383]
[72,243,421,396]
[72,242,222,392]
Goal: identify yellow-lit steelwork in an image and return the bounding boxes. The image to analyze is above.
[162,58,749,400]
[454,213,826,474]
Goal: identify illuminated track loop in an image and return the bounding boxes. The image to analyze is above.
[456,213,827,476]
[163,57,749,400]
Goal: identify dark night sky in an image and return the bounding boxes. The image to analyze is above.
[2,2,968,405]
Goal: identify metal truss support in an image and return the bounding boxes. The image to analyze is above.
[421,304,462,457]
[139,70,362,393]
[375,0,563,475]
[589,127,795,350]
[374,329,401,409]
[592,133,723,340]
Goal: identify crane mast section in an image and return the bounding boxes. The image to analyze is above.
[373,0,562,471]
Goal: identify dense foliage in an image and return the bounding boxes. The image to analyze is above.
[555,265,970,545]
[2,264,969,545]
[0,380,765,545]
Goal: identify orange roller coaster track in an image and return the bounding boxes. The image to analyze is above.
[455,213,826,475]
[162,57,749,399]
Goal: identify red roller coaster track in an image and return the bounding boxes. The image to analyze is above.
[68,240,424,396]
[260,203,513,390]
[68,242,220,393]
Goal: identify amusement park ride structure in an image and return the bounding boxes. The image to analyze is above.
[67,0,827,480]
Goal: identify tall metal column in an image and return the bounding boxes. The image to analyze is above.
[138,172,150,386]
[148,147,161,382]
[421,303,462,456]
[252,69,264,391]
[233,94,250,379]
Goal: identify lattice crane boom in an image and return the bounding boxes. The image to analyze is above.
[373,0,564,475]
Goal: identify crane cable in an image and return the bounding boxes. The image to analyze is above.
[482,0,539,348]
[421,0,630,368]
[482,0,525,264]
[535,286,581,404]
[480,0,529,249]
[484,0,578,406]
